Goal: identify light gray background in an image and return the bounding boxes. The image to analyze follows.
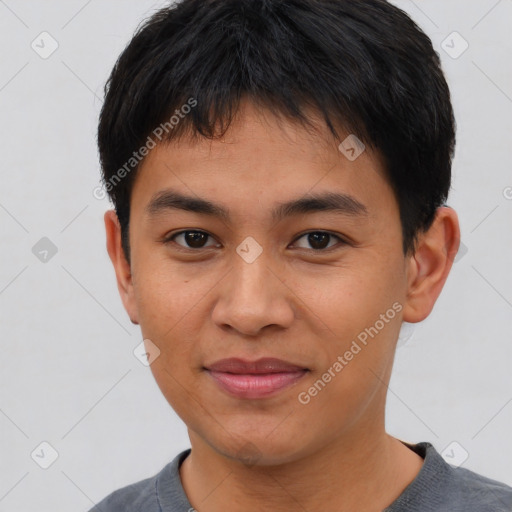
[0,1,511,510]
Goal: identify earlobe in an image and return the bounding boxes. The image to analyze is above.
[104,210,140,325]
[402,207,460,323]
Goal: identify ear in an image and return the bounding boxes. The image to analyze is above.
[104,210,139,324]
[402,206,461,323]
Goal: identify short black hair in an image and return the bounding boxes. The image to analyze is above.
[97,0,456,264]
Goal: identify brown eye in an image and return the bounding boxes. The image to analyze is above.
[292,231,344,251]
[168,230,219,249]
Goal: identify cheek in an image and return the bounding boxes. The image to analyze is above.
[131,275,195,382]
[136,273,202,412]
[294,262,403,342]
[147,355,199,431]
[293,260,404,404]
[132,256,201,330]
[296,318,400,437]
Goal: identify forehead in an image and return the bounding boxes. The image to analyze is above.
[130,100,396,225]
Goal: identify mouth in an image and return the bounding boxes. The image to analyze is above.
[204,357,309,399]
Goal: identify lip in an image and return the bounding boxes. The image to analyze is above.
[204,358,309,399]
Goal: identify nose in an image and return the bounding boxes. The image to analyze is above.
[211,248,295,337]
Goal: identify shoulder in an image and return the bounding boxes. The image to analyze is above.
[410,442,512,512]
[448,464,512,511]
[88,448,191,512]
[89,472,160,512]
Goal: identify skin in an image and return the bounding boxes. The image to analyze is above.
[105,99,460,512]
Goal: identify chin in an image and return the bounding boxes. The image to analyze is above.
[205,428,314,468]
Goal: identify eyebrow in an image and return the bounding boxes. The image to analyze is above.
[145,188,368,222]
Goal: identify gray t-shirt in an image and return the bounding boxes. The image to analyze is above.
[90,442,512,511]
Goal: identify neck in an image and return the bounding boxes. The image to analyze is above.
[179,425,424,512]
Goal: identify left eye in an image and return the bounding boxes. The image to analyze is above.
[165,230,344,251]
[291,231,344,251]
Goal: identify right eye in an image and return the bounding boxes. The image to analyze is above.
[163,230,221,250]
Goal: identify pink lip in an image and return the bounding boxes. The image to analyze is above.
[205,358,309,399]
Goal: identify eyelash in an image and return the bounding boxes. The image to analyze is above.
[163,230,347,252]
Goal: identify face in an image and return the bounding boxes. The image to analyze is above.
[114,100,414,465]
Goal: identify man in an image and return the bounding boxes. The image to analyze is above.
[92,0,512,510]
